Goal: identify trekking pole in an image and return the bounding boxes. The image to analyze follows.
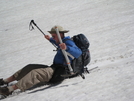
[29,20,57,50]
[55,26,74,75]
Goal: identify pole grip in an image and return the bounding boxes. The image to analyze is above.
[30,20,46,36]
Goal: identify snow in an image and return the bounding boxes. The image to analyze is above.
[0,0,134,101]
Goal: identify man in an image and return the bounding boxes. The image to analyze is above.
[0,25,82,96]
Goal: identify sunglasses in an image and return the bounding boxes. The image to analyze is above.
[52,35,57,39]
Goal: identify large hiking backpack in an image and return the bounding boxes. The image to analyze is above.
[73,34,90,65]
[65,34,91,76]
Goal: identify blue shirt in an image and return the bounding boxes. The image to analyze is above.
[50,36,82,65]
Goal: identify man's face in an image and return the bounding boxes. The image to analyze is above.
[51,33,59,44]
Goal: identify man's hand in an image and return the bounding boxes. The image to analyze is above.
[44,35,50,40]
[59,43,67,50]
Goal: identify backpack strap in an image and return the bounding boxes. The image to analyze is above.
[66,52,75,59]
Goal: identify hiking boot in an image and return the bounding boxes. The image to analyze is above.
[0,87,12,96]
[0,79,8,86]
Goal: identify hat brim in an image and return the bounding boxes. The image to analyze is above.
[48,30,69,34]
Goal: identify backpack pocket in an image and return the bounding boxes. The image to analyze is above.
[82,50,91,66]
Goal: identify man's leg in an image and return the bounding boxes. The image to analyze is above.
[0,64,50,95]
[2,64,48,84]
[15,67,54,91]
[14,64,48,81]
[0,67,54,95]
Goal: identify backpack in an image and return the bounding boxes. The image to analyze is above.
[64,34,91,77]
[73,34,90,66]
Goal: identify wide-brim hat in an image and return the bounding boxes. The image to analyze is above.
[48,25,69,34]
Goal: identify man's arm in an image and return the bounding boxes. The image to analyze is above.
[65,41,82,58]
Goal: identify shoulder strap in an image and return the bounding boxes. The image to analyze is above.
[63,38,73,43]
[66,52,75,59]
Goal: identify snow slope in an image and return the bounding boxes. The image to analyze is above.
[0,0,134,101]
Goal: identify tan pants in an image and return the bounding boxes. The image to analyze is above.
[13,64,54,91]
